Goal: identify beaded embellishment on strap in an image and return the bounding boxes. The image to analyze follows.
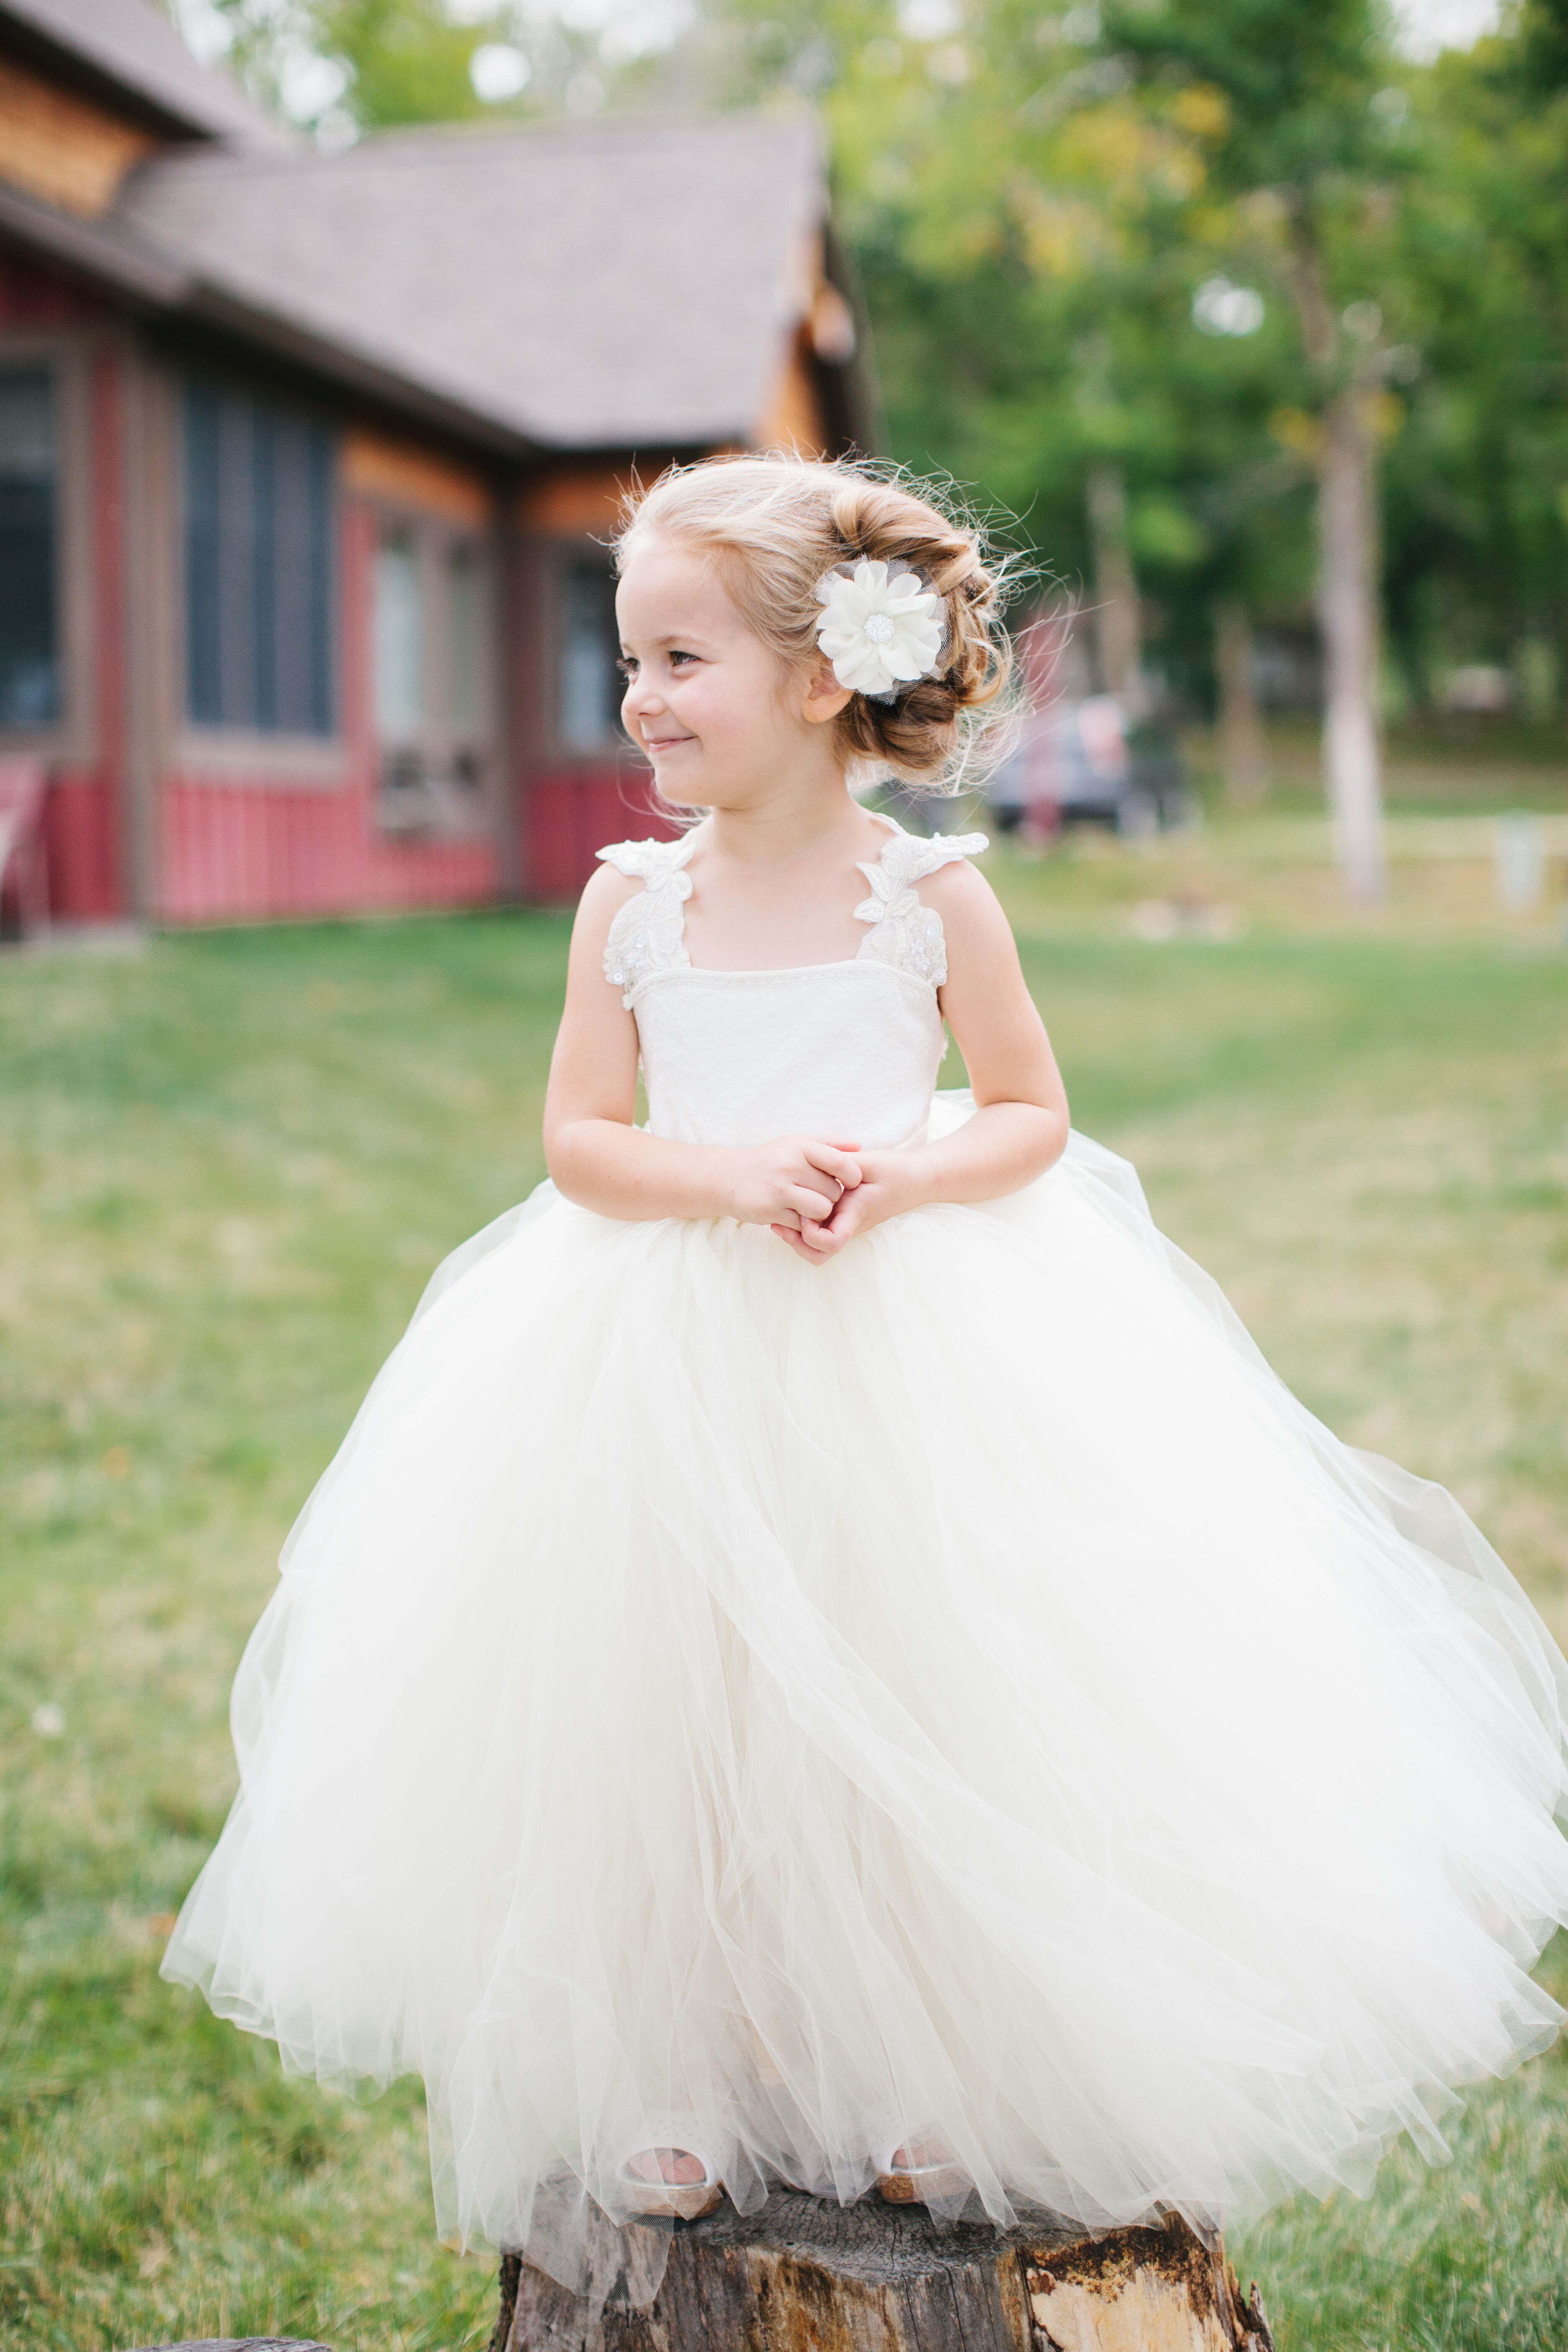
[598,834,697,1006]
[596,820,987,1004]
[854,824,988,989]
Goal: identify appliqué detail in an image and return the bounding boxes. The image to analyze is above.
[598,835,698,1006]
[854,825,988,990]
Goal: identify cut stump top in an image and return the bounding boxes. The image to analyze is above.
[125,2339,333,2350]
[498,2187,1275,2352]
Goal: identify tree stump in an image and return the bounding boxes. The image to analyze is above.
[128,2339,333,2350]
[491,2190,1276,2352]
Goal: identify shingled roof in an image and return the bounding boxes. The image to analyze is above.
[0,0,282,146]
[115,113,833,453]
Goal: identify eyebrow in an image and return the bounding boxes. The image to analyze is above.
[619,631,714,652]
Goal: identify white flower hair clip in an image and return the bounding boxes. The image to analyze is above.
[814,558,946,701]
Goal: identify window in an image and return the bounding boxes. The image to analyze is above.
[183,382,335,735]
[373,517,493,830]
[558,555,623,752]
[0,367,59,728]
[374,529,422,741]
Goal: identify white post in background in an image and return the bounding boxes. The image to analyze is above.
[1496,811,1544,912]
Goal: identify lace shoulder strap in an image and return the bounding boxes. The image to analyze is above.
[854,821,988,989]
[597,833,696,1006]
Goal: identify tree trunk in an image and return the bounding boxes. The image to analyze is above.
[1316,387,1387,902]
[1282,208,1387,903]
[127,2339,332,2349]
[1086,464,1142,704]
[1214,601,1269,804]
[492,2189,1276,2352]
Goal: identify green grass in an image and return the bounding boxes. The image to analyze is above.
[2,843,1566,2351]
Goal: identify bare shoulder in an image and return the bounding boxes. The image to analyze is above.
[572,857,643,944]
[915,853,1015,946]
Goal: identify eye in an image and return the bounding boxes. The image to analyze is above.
[668,649,698,668]
[616,656,637,679]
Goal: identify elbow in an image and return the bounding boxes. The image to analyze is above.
[543,1116,591,1206]
[1030,1101,1070,1182]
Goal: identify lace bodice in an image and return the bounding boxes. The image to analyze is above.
[596,817,986,1153]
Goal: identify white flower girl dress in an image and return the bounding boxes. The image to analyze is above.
[165,819,1568,2296]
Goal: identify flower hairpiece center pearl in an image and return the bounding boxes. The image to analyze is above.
[862,612,897,645]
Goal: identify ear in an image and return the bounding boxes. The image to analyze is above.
[801,658,854,728]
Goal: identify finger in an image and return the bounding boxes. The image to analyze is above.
[771,1223,822,1264]
[785,1185,835,1224]
[823,1191,864,1241]
[796,1215,837,1250]
[802,1142,863,1189]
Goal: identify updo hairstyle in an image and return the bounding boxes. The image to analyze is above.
[613,453,1016,791]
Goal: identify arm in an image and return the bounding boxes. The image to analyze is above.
[543,864,863,1228]
[780,861,1068,1263]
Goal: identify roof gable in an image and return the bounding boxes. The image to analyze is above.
[116,113,832,452]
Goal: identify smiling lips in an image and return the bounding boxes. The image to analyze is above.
[645,735,695,750]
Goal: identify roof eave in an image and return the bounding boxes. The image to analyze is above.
[182,283,543,462]
[0,0,285,147]
[0,176,187,303]
[0,182,542,459]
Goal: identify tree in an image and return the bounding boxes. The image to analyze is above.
[1095,0,1414,896]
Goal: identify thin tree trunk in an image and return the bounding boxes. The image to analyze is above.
[1214,600,1268,803]
[1284,211,1387,902]
[1316,386,1386,902]
[1086,463,1142,703]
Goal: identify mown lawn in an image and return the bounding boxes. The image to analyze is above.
[2,843,1565,2351]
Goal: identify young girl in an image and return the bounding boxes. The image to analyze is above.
[165,455,1568,2306]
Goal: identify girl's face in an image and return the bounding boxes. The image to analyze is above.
[615,538,844,809]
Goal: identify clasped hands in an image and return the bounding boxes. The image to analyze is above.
[725,1135,920,1265]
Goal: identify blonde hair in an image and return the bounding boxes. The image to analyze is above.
[613,452,1018,792]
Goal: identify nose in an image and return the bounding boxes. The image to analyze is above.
[622,671,664,726]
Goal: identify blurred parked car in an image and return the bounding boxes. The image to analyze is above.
[988,697,1195,839]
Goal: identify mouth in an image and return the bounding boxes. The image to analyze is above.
[644,734,696,752]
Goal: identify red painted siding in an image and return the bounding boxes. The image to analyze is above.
[524,769,677,902]
[35,335,125,922]
[159,499,501,923]
[44,774,118,917]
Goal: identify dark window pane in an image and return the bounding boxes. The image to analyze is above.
[183,382,335,735]
[0,367,59,728]
[184,384,222,723]
[305,426,334,735]
[559,557,621,752]
[252,404,276,730]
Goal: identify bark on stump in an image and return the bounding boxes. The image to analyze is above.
[492,2190,1276,2352]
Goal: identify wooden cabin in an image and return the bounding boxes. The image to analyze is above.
[0,0,873,926]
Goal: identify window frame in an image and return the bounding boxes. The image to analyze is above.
[368,497,500,838]
[172,369,346,787]
[0,334,94,763]
[546,537,629,764]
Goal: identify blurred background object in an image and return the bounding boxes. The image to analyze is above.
[2,0,1567,934]
[0,0,873,928]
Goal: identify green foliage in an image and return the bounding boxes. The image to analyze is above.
[312,0,501,128]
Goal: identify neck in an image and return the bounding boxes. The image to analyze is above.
[703,765,864,865]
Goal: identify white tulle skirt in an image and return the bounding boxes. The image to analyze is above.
[164,1097,1568,2291]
